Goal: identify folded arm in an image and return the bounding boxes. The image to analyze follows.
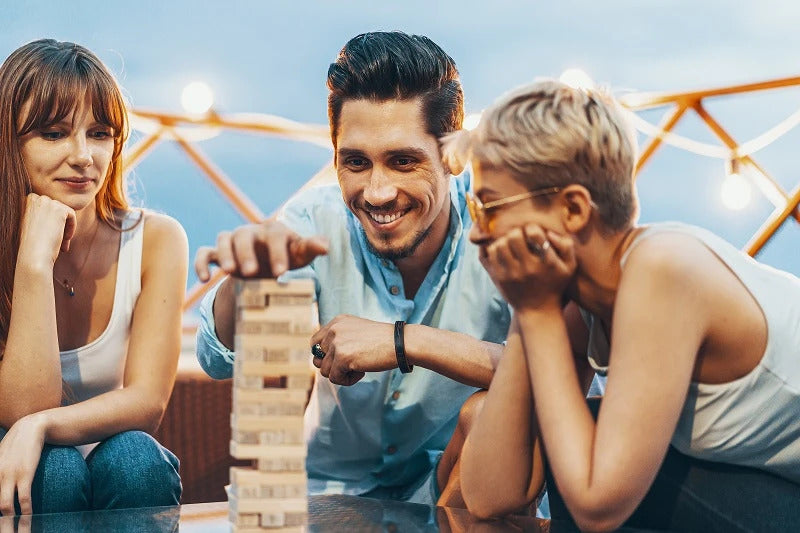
[520,238,706,532]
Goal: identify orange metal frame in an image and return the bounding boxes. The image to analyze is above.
[620,75,800,256]
[124,75,800,316]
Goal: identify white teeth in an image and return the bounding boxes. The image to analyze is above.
[369,211,404,224]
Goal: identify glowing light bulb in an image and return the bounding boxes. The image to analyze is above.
[721,159,752,210]
[181,81,214,114]
[559,68,594,90]
[463,112,482,131]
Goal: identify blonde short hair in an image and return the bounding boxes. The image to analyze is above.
[443,79,638,231]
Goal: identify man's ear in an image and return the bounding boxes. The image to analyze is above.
[561,184,594,233]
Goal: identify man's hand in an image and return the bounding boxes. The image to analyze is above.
[310,315,398,386]
[194,219,329,281]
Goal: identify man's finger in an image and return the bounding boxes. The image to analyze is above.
[289,236,329,269]
[215,231,237,273]
[194,247,218,281]
[231,230,260,277]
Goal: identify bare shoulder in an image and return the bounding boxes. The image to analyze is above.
[139,211,189,273]
[620,230,715,289]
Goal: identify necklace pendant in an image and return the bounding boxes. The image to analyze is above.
[69,286,75,297]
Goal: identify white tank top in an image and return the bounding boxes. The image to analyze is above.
[60,211,143,453]
[582,222,800,482]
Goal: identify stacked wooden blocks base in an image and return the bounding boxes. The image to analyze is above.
[230,279,315,532]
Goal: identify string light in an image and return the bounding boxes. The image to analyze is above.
[181,81,214,115]
[721,158,752,210]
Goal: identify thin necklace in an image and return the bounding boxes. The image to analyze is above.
[53,220,101,297]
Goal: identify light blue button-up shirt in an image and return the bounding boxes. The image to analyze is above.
[196,173,512,495]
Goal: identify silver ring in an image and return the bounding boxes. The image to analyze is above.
[540,240,551,254]
[527,238,550,258]
[311,343,326,359]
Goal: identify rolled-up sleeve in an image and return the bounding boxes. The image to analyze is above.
[196,281,235,379]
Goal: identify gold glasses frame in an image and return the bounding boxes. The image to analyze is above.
[466,187,562,233]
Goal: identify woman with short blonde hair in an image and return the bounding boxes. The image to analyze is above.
[449,80,800,531]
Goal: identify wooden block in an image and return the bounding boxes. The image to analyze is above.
[235,279,314,309]
[229,495,307,514]
[230,467,306,486]
[233,373,312,391]
[232,428,304,446]
[236,319,314,336]
[229,495,307,530]
[255,456,305,472]
[230,468,307,499]
[235,375,273,390]
[236,307,315,336]
[233,399,305,418]
[232,415,304,431]
[233,388,307,404]
[234,360,312,378]
[237,345,309,364]
[229,508,260,528]
[235,333,310,352]
[230,442,306,467]
[284,374,313,390]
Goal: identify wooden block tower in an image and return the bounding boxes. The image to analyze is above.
[230,279,315,532]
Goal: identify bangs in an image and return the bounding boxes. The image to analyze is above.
[16,51,127,139]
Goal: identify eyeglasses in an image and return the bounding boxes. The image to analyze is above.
[466,186,561,233]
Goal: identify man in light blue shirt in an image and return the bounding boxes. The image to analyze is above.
[194,32,511,506]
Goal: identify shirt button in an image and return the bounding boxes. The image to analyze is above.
[391,391,400,401]
[390,286,400,296]
[387,445,397,455]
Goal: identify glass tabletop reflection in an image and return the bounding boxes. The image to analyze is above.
[0,494,655,532]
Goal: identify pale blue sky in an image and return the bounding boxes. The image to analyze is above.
[2,1,798,279]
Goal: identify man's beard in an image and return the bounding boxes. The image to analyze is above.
[362,225,433,262]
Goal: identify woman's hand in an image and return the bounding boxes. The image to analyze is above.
[0,414,47,515]
[479,224,577,312]
[16,194,77,273]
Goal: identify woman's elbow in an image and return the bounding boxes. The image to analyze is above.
[139,399,169,434]
[462,482,532,520]
[572,515,627,533]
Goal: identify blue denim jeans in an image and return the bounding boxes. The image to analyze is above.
[0,429,181,515]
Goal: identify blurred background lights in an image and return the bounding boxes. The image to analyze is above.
[721,159,752,210]
[559,68,595,90]
[181,81,214,114]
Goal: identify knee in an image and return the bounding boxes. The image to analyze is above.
[33,445,91,513]
[88,431,181,508]
[456,390,487,437]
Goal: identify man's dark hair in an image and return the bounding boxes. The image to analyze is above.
[327,31,464,148]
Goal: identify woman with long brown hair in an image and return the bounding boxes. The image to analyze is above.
[0,39,186,515]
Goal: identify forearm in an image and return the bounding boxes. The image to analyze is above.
[34,387,166,446]
[212,276,237,350]
[460,334,543,517]
[0,265,63,424]
[404,325,502,388]
[517,309,603,515]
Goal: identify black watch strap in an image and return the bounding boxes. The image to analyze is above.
[394,320,413,373]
